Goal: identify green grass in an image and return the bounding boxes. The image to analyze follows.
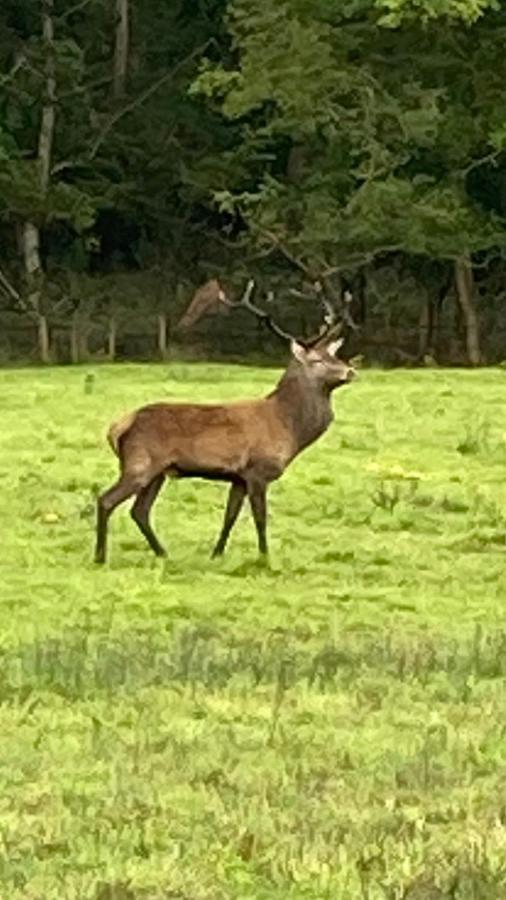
[1,362,506,899]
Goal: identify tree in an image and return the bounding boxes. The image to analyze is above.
[0,0,100,359]
[1,0,506,364]
[190,0,506,363]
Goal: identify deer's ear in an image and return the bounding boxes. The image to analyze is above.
[327,337,344,356]
[290,340,307,364]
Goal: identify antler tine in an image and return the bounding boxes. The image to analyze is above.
[243,295,296,343]
[240,278,256,305]
[221,278,296,343]
[220,277,348,348]
[342,289,359,331]
[303,319,343,349]
[300,282,343,349]
[217,278,255,309]
[321,296,337,326]
[286,280,343,347]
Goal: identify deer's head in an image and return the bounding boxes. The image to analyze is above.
[290,336,355,392]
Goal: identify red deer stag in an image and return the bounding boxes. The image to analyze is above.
[94,280,356,564]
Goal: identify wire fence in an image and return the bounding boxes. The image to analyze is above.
[1,316,505,365]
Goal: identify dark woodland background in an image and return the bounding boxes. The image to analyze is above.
[2,0,506,366]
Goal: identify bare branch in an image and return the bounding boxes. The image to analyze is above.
[89,39,212,160]
[50,158,85,176]
[0,54,27,86]
[0,267,21,302]
[0,267,39,320]
[458,148,502,178]
[248,223,367,285]
[113,0,129,99]
[55,0,97,22]
[58,76,112,101]
[250,225,316,278]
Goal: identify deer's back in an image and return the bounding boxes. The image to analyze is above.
[116,399,295,480]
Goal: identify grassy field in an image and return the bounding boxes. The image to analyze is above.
[1,361,506,899]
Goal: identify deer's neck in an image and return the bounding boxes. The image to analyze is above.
[271,364,333,455]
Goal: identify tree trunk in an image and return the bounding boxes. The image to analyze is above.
[113,0,129,98]
[108,317,117,360]
[417,297,434,361]
[22,221,51,364]
[22,221,40,298]
[286,144,306,182]
[80,330,89,360]
[70,311,80,364]
[454,257,481,366]
[157,313,168,359]
[39,0,56,192]
[70,310,89,364]
[20,0,55,364]
[38,314,51,364]
[433,274,452,361]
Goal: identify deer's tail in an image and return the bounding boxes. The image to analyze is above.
[107,411,136,457]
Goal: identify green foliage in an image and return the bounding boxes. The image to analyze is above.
[1,364,506,896]
[0,160,97,230]
[189,0,506,278]
[376,0,499,26]
[1,0,506,358]
[347,178,506,258]
[0,123,16,160]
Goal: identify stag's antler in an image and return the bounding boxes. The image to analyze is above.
[218,279,297,343]
[220,279,343,349]
[341,289,358,331]
[287,280,342,348]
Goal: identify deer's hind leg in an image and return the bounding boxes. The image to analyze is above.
[95,446,161,564]
[95,474,141,564]
[130,473,166,557]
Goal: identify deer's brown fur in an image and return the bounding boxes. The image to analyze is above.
[107,411,137,456]
[94,282,356,564]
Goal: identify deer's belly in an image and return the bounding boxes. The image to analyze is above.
[163,434,249,477]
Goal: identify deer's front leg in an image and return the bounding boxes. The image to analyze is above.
[211,481,247,558]
[247,480,268,556]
